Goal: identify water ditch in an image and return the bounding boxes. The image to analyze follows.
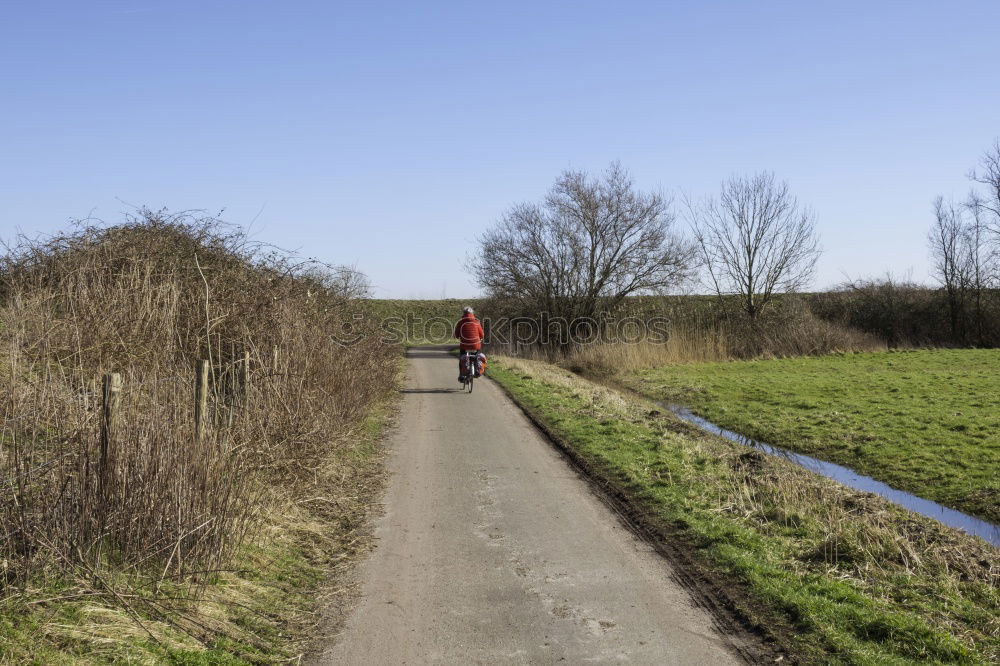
[660,403,1000,547]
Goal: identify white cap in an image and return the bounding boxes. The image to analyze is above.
[463,306,474,314]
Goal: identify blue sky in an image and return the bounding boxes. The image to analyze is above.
[2,1,998,297]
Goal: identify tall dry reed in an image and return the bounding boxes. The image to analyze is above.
[483,293,885,374]
[551,307,883,374]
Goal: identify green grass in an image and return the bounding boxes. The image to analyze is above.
[622,348,1000,523]
[488,355,999,665]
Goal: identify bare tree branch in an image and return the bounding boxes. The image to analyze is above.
[968,138,1000,225]
[687,172,821,319]
[930,193,997,344]
[469,163,695,326]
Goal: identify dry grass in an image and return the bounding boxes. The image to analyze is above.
[483,294,886,374]
[559,310,885,375]
[0,211,393,657]
[560,326,731,370]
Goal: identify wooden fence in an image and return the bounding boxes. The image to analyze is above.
[97,353,254,484]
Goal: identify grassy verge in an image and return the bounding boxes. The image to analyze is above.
[0,400,392,665]
[489,356,999,665]
[620,349,1000,523]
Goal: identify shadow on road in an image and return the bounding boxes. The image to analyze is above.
[405,346,455,359]
[400,388,464,394]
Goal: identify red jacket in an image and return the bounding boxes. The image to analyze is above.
[454,313,485,351]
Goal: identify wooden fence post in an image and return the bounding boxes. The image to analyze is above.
[195,359,209,444]
[100,373,121,496]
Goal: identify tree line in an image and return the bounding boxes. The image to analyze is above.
[928,141,1000,346]
[468,162,820,333]
[469,140,1000,351]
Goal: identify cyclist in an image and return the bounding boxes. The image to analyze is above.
[454,306,485,383]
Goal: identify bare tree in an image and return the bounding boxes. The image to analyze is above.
[470,162,695,330]
[924,140,1000,346]
[968,141,1000,287]
[969,139,1000,225]
[930,193,998,344]
[929,197,970,340]
[688,172,820,319]
[298,263,372,300]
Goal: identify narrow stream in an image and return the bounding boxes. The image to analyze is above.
[660,403,1000,548]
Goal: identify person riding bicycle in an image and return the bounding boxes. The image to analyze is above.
[454,306,485,383]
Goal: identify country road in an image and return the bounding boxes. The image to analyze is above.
[312,346,745,665]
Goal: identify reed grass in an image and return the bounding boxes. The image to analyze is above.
[558,309,884,375]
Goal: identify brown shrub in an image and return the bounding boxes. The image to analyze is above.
[0,210,391,596]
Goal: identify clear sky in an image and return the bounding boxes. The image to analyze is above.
[2,1,998,297]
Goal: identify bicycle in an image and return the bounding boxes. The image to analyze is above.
[459,351,480,393]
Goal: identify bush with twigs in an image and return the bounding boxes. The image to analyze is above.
[0,210,390,628]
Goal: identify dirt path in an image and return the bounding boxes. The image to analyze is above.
[311,346,744,665]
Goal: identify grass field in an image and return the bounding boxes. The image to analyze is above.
[488,356,999,664]
[620,349,1000,523]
